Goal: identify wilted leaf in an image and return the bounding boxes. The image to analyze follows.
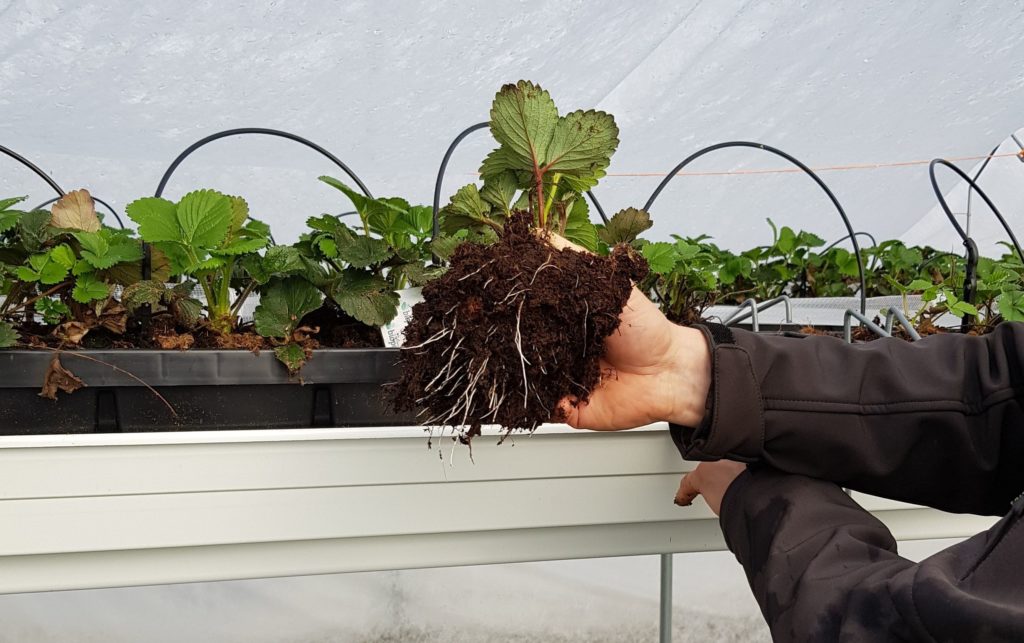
[51,189,101,233]
[57,321,91,344]
[39,356,85,399]
[254,277,324,338]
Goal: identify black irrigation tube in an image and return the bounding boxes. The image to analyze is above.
[147,127,373,281]
[644,141,867,316]
[0,144,64,197]
[928,158,1022,331]
[31,195,126,230]
[1,144,126,229]
[430,122,609,244]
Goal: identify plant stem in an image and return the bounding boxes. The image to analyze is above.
[534,166,546,228]
[5,281,71,315]
[543,173,562,227]
[229,280,258,317]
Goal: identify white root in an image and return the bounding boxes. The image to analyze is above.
[402,327,451,350]
[529,253,560,285]
[456,259,496,282]
[514,299,529,408]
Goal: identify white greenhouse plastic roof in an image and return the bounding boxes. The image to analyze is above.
[1,1,1023,252]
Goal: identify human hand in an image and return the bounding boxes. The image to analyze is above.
[555,285,712,431]
[674,461,748,516]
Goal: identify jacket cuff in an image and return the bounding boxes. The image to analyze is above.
[669,324,764,462]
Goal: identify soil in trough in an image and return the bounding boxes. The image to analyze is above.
[391,211,647,442]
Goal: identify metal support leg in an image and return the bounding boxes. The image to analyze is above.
[660,553,673,643]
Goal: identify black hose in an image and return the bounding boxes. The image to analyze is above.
[644,141,867,315]
[0,144,64,197]
[146,127,373,281]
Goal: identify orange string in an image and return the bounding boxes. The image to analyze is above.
[604,151,1024,177]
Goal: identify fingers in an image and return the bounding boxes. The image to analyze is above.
[543,230,589,253]
[674,470,700,507]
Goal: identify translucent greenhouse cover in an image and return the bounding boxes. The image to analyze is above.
[1,2,1022,639]
[2,1,1023,257]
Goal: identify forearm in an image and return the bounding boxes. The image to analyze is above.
[670,323,1024,514]
[721,467,1024,642]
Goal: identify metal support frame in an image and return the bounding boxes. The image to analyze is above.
[843,309,890,343]
[884,307,922,341]
[659,553,673,643]
[722,295,793,332]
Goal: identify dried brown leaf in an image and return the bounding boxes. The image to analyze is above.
[57,321,90,344]
[39,356,85,400]
[51,189,100,232]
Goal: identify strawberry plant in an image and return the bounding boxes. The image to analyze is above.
[299,176,442,327]
[1,190,145,346]
[125,189,270,334]
[439,80,627,252]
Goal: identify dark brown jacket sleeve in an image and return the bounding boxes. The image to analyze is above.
[721,466,1024,642]
[671,323,1024,515]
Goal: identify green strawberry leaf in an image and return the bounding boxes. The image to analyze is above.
[641,242,677,274]
[254,277,324,338]
[72,273,110,303]
[0,322,18,348]
[273,343,309,374]
[330,270,399,326]
[599,207,652,245]
[177,189,232,248]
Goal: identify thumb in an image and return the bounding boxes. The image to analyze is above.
[674,470,700,507]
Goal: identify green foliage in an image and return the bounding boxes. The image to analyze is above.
[121,279,204,328]
[0,321,19,347]
[302,178,441,326]
[1,190,142,331]
[254,277,324,339]
[440,80,614,251]
[127,190,271,333]
[598,208,653,246]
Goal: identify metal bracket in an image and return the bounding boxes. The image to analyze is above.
[722,295,793,332]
